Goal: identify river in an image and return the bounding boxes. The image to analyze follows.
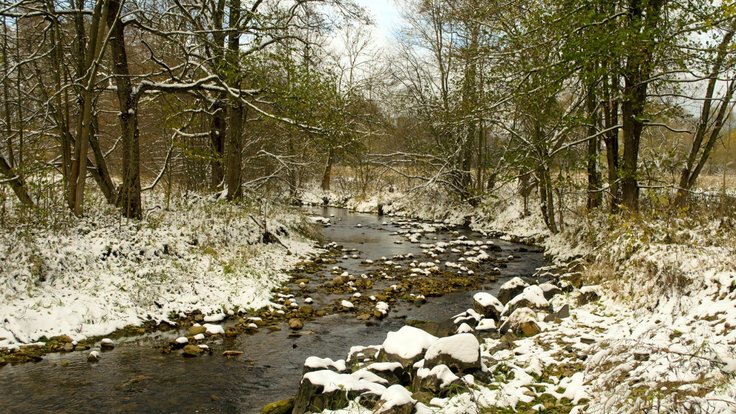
[0,207,545,413]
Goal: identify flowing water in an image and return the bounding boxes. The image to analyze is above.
[0,207,545,414]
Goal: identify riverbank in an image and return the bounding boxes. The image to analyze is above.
[294,186,736,413]
[0,194,318,355]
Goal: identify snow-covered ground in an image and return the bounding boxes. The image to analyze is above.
[0,194,317,348]
[299,184,736,413]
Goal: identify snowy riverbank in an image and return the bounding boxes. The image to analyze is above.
[0,194,317,349]
[295,186,736,413]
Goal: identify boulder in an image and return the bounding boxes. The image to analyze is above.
[475,319,497,333]
[502,285,552,316]
[375,384,416,414]
[538,282,562,300]
[292,370,386,414]
[423,333,481,374]
[377,326,438,368]
[364,362,407,385]
[182,344,204,357]
[578,285,602,305]
[100,338,115,350]
[412,364,464,395]
[499,307,542,337]
[303,356,347,374]
[289,318,304,330]
[261,398,294,414]
[87,351,101,362]
[472,292,503,321]
[497,277,529,304]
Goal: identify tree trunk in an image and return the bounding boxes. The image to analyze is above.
[537,166,557,233]
[70,0,109,216]
[89,112,116,203]
[675,26,736,206]
[107,0,142,219]
[602,72,621,213]
[223,0,242,201]
[321,148,335,191]
[209,0,226,191]
[586,84,602,210]
[209,98,226,190]
[619,0,665,213]
[0,155,33,207]
[225,104,243,200]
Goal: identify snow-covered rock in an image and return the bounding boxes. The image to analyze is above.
[472,292,504,321]
[498,277,530,304]
[423,333,481,374]
[379,326,438,367]
[502,285,552,316]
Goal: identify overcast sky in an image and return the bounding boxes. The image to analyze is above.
[355,0,402,46]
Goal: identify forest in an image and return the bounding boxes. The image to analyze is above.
[1,0,735,413]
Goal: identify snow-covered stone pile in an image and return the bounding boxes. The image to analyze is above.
[0,195,317,348]
[289,277,601,414]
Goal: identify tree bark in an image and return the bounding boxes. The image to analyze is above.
[224,0,242,201]
[107,0,142,219]
[619,0,665,213]
[70,0,109,216]
[586,83,602,210]
[321,148,335,191]
[602,72,621,213]
[225,104,243,200]
[0,155,33,207]
[209,98,226,190]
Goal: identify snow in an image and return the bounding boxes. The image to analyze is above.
[203,324,224,335]
[378,384,415,412]
[473,292,503,309]
[503,285,549,314]
[175,336,188,344]
[302,369,386,394]
[417,364,460,387]
[381,326,438,361]
[304,356,347,372]
[341,300,354,309]
[424,333,480,364]
[0,195,316,347]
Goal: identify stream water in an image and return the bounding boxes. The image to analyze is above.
[0,207,545,414]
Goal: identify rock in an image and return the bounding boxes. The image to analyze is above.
[364,362,407,385]
[292,370,386,414]
[87,351,101,362]
[502,285,552,316]
[499,307,542,337]
[63,343,74,352]
[289,318,304,330]
[188,325,207,336]
[203,324,225,335]
[423,333,481,374]
[223,350,244,357]
[376,384,415,414]
[412,364,464,395]
[475,319,497,333]
[332,275,349,285]
[298,305,313,317]
[556,304,570,319]
[261,398,294,414]
[357,313,371,321]
[472,292,503,321]
[378,326,438,368]
[580,336,596,345]
[538,282,562,300]
[578,285,602,305]
[497,277,530,304]
[303,356,347,374]
[100,338,115,350]
[182,344,204,357]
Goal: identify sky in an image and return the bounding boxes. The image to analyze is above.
[355,0,402,47]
